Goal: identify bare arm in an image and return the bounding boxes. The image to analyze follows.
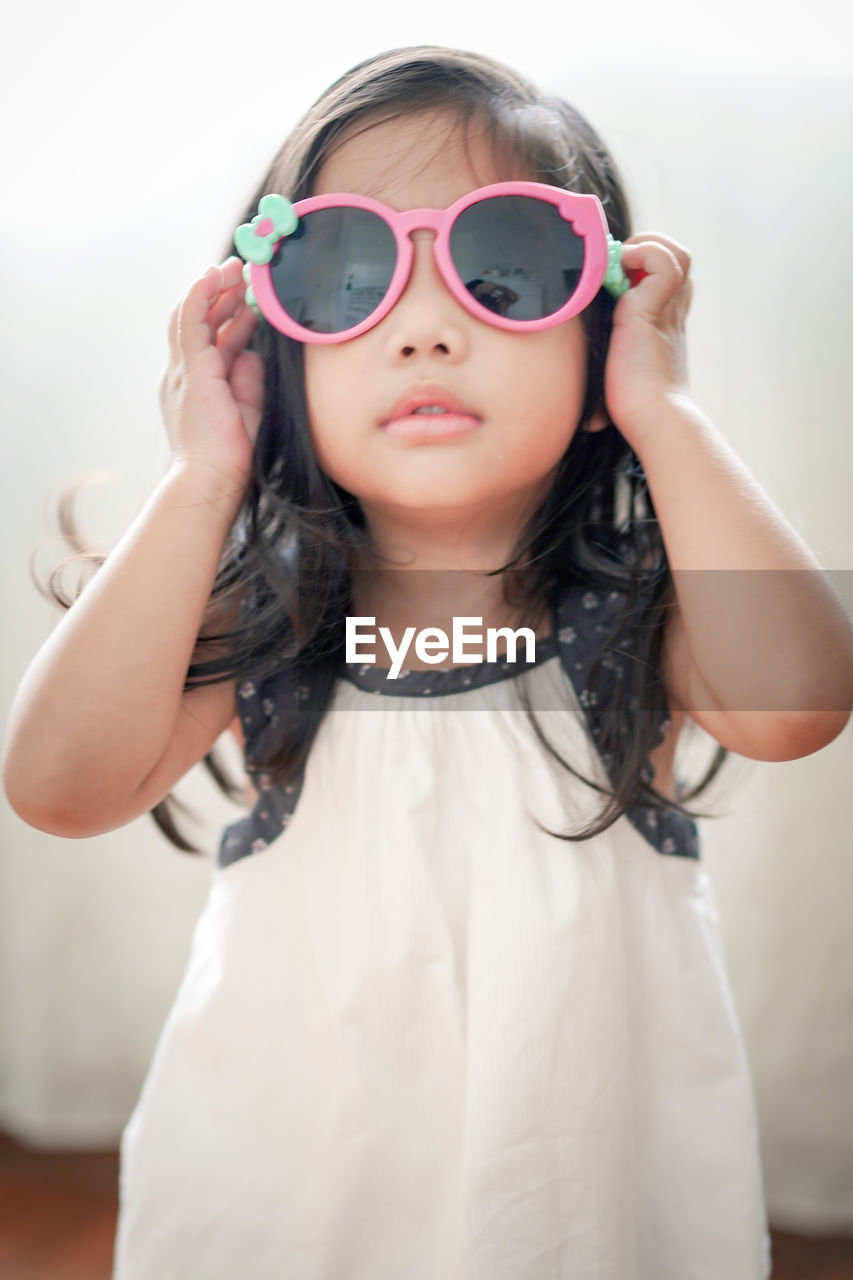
[605,234,853,760]
[4,467,240,835]
[2,257,265,836]
[648,399,852,760]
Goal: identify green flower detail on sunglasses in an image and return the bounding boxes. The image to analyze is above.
[602,236,630,299]
[234,194,298,266]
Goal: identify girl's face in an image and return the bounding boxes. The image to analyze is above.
[304,111,594,539]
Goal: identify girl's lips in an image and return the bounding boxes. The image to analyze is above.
[381,388,482,440]
[382,412,482,440]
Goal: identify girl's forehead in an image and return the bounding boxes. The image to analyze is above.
[311,110,530,209]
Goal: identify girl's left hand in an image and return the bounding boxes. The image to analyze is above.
[602,233,694,453]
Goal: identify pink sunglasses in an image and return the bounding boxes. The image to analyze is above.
[234,180,631,344]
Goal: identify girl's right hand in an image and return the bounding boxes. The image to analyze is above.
[161,256,265,502]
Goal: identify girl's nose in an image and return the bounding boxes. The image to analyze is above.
[382,232,471,364]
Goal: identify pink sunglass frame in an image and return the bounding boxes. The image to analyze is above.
[249,180,614,344]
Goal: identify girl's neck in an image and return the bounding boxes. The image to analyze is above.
[356,492,539,572]
[350,499,550,641]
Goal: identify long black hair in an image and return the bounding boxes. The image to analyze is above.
[53,46,728,850]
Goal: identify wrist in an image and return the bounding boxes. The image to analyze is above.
[618,391,707,458]
[163,459,250,527]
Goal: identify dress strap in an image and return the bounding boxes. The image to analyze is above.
[219,670,308,868]
[554,581,700,860]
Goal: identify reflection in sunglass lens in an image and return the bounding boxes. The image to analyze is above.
[268,207,396,334]
[449,196,585,321]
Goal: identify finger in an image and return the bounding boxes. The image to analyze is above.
[166,290,187,364]
[198,258,247,346]
[681,276,695,317]
[166,256,244,370]
[618,241,687,315]
[217,302,259,374]
[230,350,266,443]
[207,282,248,334]
[175,265,228,367]
[214,256,246,296]
[623,232,691,279]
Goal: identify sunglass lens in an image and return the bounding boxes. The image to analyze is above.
[449,196,585,321]
[268,207,396,334]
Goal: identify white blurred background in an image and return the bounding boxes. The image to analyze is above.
[1,0,851,1234]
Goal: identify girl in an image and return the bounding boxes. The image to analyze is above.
[3,45,852,1280]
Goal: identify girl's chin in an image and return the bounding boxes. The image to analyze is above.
[351,480,542,523]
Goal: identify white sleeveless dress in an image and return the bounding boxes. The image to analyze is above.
[113,584,772,1279]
